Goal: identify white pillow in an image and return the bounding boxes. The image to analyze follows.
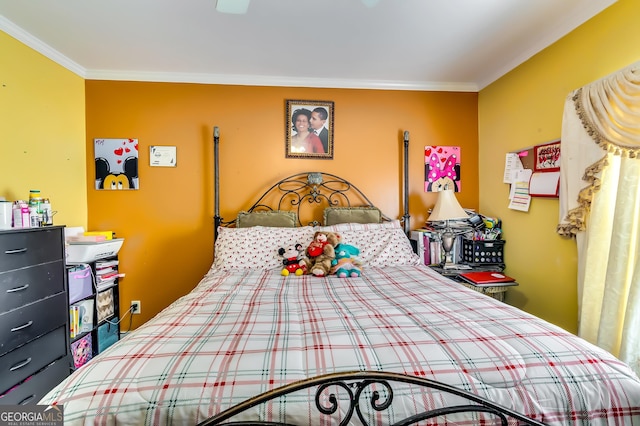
[318,220,420,267]
[212,226,315,271]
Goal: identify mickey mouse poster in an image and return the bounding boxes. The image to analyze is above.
[425,145,461,192]
[94,138,139,190]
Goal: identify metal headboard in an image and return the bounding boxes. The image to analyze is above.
[213,127,411,240]
[197,371,546,426]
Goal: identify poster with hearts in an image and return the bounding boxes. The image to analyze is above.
[424,145,461,192]
[94,138,139,190]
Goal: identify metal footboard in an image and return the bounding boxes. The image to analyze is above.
[198,371,546,426]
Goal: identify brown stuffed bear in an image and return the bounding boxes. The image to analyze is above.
[304,231,339,276]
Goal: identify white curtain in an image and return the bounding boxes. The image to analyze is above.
[558,61,640,376]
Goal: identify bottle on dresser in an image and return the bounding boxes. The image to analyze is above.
[12,201,30,228]
[6,190,54,229]
[0,200,12,230]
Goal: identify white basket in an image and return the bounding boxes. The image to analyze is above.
[66,238,124,263]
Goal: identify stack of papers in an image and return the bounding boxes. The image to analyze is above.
[95,259,119,291]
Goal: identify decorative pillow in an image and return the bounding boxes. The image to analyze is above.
[236,210,297,228]
[320,221,400,232]
[212,226,315,271]
[323,207,382,226]
[318,220,420,267]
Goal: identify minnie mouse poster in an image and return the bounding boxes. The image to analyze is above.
[424,146,461,192]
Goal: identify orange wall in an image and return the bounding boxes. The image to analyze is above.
[85,81,478,327]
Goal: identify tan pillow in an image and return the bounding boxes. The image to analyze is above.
[236,211,297,228]
[323,207,382,226]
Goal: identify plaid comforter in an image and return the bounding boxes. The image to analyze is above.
[41,266,640,425]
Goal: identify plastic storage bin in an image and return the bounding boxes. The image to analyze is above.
[68,264,93,304]
[462,239,505,265]
[459,282,507,302]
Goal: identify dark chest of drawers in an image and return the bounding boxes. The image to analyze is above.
[0,226,72,404]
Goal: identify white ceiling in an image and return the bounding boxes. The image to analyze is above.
[0,0,616,92]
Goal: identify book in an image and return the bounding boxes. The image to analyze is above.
[75,299,95,333]
[96,259,119,268]
[422,232,431,265]
[410,229,437,266]
[430,240,441,265]
[67,235,107,243]
[96,278,117,292]
[70,305,80,339]
[458,271,517,287]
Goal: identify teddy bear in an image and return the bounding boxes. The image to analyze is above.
[304,231,339,277]
[331,243,362,278]
[278,244,307,276]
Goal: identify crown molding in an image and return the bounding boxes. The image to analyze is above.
[2,15,477,92]
[477,0,617,89]
[0,15,86,77]
[85,69,478,92]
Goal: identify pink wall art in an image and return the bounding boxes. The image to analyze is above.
[425,145,461,192]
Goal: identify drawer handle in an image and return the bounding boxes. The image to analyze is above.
[9,357,32,371]
[18,394,36,405]
[10,321,33,332]
[4,248,28,255]
[6,284,29,293]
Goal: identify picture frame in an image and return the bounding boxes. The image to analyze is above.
[533,140,561,172]
[424,145,461,192]
[149,146,177,167]
[94,138,139,190]
[285,99,334,159]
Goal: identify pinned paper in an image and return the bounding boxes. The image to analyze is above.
[508,169,532,212]
[503,153,524,184]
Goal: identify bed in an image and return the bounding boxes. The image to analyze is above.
[39,132,640,425]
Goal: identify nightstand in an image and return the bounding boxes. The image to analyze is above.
[429,264,518,302]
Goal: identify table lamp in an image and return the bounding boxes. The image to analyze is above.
[426,189,468,267]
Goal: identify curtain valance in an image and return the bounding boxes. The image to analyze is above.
[557,61,640,236]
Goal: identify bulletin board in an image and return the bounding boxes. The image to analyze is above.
[505,139,561,212]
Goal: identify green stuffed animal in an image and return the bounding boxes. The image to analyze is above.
[331,243,362,278]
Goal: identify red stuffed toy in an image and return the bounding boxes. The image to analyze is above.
[304,231,339,276]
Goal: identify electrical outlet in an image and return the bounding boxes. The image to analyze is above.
[131,300,141,314]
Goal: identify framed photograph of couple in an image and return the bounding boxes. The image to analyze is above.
[285,99,334,159]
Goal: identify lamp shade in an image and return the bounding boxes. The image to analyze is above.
[426,189,468,222]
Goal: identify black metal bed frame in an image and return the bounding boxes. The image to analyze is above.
[213,127,411,240]
[197,371,545,426]
[209,128,544,425]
